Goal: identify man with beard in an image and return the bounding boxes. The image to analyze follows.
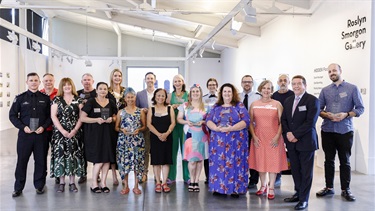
[136,72,157,183]
[316,63,364,202]
[76,73,96,184]
[239,75,261,189]
[272,74,294,187]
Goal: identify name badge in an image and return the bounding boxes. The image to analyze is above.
[339,92,347,98]
[39,100,45,103]
[298,105,307,111]
[94,108,101,113]
[72,101,78,104]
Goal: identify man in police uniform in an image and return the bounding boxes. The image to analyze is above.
[9,72,52,197]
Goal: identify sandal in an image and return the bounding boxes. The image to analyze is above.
[90,187,102,193]
[69,183,78,192]
[162,184,170,193]
[120,187,130,195]
[194,183,200,192]
[133,188,142,195]
[188,184,194,192]
[101,187,110,193]
[57,184,65,193]
[155,184,162,193]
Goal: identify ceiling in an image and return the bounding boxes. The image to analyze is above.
[1,0,314,58]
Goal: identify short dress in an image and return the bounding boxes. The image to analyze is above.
[149,106,173,165]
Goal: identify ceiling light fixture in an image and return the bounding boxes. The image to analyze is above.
[66,56,73,64]
[85,16,92,67]
[199,47,205,58]
[230,18,242,35]
[243,2,257,23]
[211,40,216,50]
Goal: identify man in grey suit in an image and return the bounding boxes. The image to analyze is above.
[281,75,320,210]
[136,72,156,183]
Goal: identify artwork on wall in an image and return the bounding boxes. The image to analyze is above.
[7,101,10,107]
[6,72,10,78]
[0,72,2,77]
[0,101,3,107]
[6,92,10,97]
[0,92,2,97]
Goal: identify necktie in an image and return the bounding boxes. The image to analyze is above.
[243,94,248,110]
[292,96,300,116]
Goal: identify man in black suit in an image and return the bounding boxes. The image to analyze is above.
[281,75,320,210]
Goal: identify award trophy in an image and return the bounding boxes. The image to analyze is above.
[101,108,110,120]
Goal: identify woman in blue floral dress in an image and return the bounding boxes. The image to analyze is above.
[206,83,250,198]
[115,88,146,195]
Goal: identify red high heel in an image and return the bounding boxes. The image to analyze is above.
[256,185,267,196]
[268,188,275,200]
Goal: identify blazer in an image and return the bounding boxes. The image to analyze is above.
[136,89,149,109]
[281,92,320,152]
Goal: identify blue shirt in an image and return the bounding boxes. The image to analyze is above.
[319,81,364,134]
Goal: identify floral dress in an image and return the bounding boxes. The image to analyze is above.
[206,102,250,195]
[50,96,85,178]
[117,108,145,180]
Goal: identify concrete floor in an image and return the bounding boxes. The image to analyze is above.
[1,128,374,211]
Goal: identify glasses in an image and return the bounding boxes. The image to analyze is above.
[242,81,253,84]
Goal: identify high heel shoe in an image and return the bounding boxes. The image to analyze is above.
[268,188,275,200]
[256,185,267,196]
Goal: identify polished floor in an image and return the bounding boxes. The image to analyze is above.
[1,128,374,211]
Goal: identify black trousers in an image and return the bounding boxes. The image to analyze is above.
[248,132,259,184]
[321,131,353,190]
[14,133,48,191]
[289,150,315,202]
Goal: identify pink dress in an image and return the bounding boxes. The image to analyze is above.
[248,100,288,173]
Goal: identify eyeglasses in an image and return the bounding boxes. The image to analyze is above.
[242,81,253,84]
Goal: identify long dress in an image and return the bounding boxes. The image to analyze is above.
[178,103,209,162]
[81,98,118,163]
[150,106,173,165]
[206,102,250,194]
[248,100,288,172]
[117,108,145,181]
[50,96,85,178]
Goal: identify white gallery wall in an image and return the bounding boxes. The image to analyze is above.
[221,0,372,174]
[0,39,47,130]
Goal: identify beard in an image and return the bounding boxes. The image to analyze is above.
[330,75,339,82]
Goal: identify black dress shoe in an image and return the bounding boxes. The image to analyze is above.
[248,183,257,189]
[213,192,226,197]
[78,176,87,184]
[341,190,356,201]
[230,193,239,198]
[316,187,335,197]
[284,194,299,202]
[36,188,45,194]
[55,177,60,184]
[294,201,308,210]
[12,190,22,197]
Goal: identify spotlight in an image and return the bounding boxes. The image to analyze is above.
[7,31,18,44]
[199,48,205,58]
[66,56,73,64]
[230,18,242,35]
[211,40,216,50]
[85,59,92,67]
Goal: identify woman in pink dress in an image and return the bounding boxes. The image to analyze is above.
[248,80,288,200]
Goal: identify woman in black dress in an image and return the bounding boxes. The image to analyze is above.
[147,88,175,193]
[80,82,117,193]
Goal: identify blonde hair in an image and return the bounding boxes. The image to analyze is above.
[57,78,78,97]
[187,85,205,111]
[109,69,123,89]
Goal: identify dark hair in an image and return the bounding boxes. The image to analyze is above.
[96,82,108,89]
[43,73,54,78]
[241,75,253,82]
[257,80,274,93]
[206,78,218,88]
[145,72,156,79]
[292,75,307,86]
[151,88,168,106]
[216,83,240,106]
[27,72,39,79]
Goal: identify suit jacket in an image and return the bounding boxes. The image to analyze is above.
[281,92,320,152]
[136,89,149,109]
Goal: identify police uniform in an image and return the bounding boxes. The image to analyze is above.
[9,90,51,192]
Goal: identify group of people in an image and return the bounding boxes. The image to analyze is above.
[9,63,364,210]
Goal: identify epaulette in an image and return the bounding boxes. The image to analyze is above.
[16,91,27,97]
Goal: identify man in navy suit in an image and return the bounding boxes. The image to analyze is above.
[281,75,320,210]
[136,72,156,183]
